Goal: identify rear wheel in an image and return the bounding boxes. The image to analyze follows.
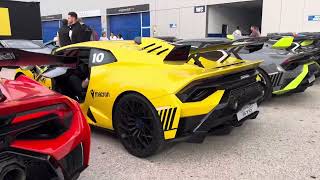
[257,68,272,104]
[114,93,164,158]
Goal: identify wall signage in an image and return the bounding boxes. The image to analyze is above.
[308,15,320,21]
[41,14,62,21]
[107,4,149,15]
[194,6,206,13]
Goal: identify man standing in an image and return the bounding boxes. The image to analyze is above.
[58,19,71,47]
[250,26,261,38]
[67,12,88,44]
[232,26,242,39]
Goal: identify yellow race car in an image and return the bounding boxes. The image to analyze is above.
[16,38,264,157]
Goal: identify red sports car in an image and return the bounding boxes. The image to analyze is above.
[0,48,90,180]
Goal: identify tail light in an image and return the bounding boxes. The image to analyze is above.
[282,58,303,71]
[13,104,73,140]
[282,52,317,70]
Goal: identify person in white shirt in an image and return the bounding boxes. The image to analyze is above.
[110,32,118,40]
[99,32,109,41]
[232,26,242,39]
[117,34,124,40]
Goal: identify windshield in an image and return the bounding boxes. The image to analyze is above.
[2,40,43,49]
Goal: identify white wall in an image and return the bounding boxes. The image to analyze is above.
[207,5,262,35]
[261,0,320,35]
[21,0,320,38]
[154,6,206,38]
[21,0,261,38]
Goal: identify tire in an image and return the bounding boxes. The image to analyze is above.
[0,158,26,180]
[114,93,165,158]
[257,68,272,104]
[14,73,24,80]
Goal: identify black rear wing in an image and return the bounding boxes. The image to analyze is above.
[282,49,320,70]
[0,48,77,68]
[190,37,269,54]
[187,37,270,66]
[190,37,269,57]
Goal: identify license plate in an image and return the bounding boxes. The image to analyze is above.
[308,75,316,83]
[236,103,258,121]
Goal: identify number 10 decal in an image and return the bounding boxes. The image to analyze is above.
[92,53,105,63]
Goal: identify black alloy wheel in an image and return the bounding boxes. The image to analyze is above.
[257,68,272,104]
[114,93,164,158]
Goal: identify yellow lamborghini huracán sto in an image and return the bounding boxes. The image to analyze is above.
[16,38,264,157]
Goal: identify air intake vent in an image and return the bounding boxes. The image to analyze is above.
[270,72,283,87]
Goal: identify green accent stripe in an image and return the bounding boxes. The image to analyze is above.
[301,40,314,47]
[273,62,315,95]
[272,36,294,49]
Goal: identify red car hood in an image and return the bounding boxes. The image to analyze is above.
[0,77,56,102]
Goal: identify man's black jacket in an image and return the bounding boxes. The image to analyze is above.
[70,22,92,44]
[58,25,71,47]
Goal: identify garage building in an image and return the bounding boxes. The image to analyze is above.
[21,0,320,42]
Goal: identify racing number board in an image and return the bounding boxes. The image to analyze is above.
[0,8,11,36]
[89,49,116,67]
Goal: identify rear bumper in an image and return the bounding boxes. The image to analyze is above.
[172,82,263,143]
[0,144,86,180]
[273,62,320,95]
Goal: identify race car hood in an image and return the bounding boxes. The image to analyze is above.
[0,76,55,102]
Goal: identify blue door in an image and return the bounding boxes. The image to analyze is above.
[141,12,151,37]
[109,13,141,40]
[42,20,60,43]
[82,17,102,37]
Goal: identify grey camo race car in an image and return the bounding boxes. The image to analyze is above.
[177,37,320,102]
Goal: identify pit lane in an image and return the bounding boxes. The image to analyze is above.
[81,82,320,180]
[1,69,319,179]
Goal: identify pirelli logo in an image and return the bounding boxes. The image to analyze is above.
[0,8,12,36]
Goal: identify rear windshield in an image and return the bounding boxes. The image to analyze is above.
[2,40,43,49]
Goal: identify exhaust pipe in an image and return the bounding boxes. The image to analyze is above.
[0,164,26,180]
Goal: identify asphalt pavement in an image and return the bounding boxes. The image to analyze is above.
[80,82,320,180]
[1,69,319,180]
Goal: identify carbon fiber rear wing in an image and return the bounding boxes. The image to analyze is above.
[189,37,269,55]
[188,37,269,64]
[0,48,77,68]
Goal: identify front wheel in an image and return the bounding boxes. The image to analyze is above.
[114,93,165,158]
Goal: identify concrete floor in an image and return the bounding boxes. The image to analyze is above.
[80,82,320,180]
[1,69,319,180]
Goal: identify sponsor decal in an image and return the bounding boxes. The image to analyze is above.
[90,89,110,99]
